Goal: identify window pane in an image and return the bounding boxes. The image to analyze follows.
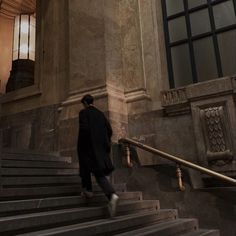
[194,37,218,82]
[190,9,211,36]
[188,0,206,9]
[171,44,193,87]
[169,17,187,42]
[13,16,20,60]
[213,0,236,29]
[29,15,36,61]
[19,15,29,59]
[166,0,184,16]
[218,30,236,76]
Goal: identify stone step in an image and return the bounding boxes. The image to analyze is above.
[0,192,143,216]
[181,229,220,236]
[2,168,79,176]
[0,186,81,200]
[2,176,81,186]
[0,183,126,200]
[2,152,72,163]
[2,160,79,169]
[17,209,177,236]
[0,200,161,234]
[114,218,198,235]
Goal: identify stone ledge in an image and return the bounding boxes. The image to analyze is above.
[161,76,236,116]
[0,84,41,104]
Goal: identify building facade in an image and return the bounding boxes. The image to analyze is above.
[0,1,236,235]
[0,0,236,179]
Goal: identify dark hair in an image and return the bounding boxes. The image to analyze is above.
[81,94,94,105]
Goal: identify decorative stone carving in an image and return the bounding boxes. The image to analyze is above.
[200,106,233,165]
[161,88,187,106]
[161,88,189,116]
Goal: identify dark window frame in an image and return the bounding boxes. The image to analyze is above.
[161,0,236,88]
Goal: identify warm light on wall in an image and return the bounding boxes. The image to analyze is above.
[13,14,36,61]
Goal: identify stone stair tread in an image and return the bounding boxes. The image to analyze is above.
[2,160,79,169]
[0,185,81,199]
[0,200,159,221]
[17,209,177,236]
[2,176,81,186]
[114,218,198,236]
[2,167,79,176]
[0,183,126,199]
[2,152,72,163]
[180,229,220,236]
[0,192,142,214]
[0,201,162,233]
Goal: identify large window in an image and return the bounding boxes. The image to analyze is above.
[162,0,236,88]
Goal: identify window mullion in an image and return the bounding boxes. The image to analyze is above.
[161,0,175,88]
[207,0,223,77]
[183,0,198,83]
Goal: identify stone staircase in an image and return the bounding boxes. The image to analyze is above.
[0,150,220,235]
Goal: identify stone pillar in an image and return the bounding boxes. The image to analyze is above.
[120,0,169,115]
[120,0,151,114]
[39,0,69,105]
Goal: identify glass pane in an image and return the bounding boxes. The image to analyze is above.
[213,0,236,29]
[193,37,218,82]
[188,0,206,9]
[29,15,36,61]
[190,9,211,36]
[166,0,184,16]
[169,17,187,42]
[171,44,193,87]
[19,15,29,59]
[218,30,236,76]
[13,15,20,60]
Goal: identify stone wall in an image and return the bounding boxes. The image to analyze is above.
[0,104,59,153]
[128,110,198,166]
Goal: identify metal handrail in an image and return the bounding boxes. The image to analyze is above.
[119,138,236,186]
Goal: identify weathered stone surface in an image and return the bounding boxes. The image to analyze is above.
[128,110,198,166]
[0,105,59,152]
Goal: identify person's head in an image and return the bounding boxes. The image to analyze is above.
[81,94,94,108]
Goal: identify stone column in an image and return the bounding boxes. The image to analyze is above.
[39,0,70,105]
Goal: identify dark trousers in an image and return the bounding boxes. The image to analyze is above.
[81,168,115,201]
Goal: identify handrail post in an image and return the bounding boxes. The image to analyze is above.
[176,165,185,191]
[123,143,133,168]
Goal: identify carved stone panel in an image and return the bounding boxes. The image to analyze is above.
[200,106,233,165]
[191,95,236,168]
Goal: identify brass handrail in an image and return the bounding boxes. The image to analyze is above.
[119,138,236,186]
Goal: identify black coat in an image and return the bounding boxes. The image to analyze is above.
[77,106,114,177]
